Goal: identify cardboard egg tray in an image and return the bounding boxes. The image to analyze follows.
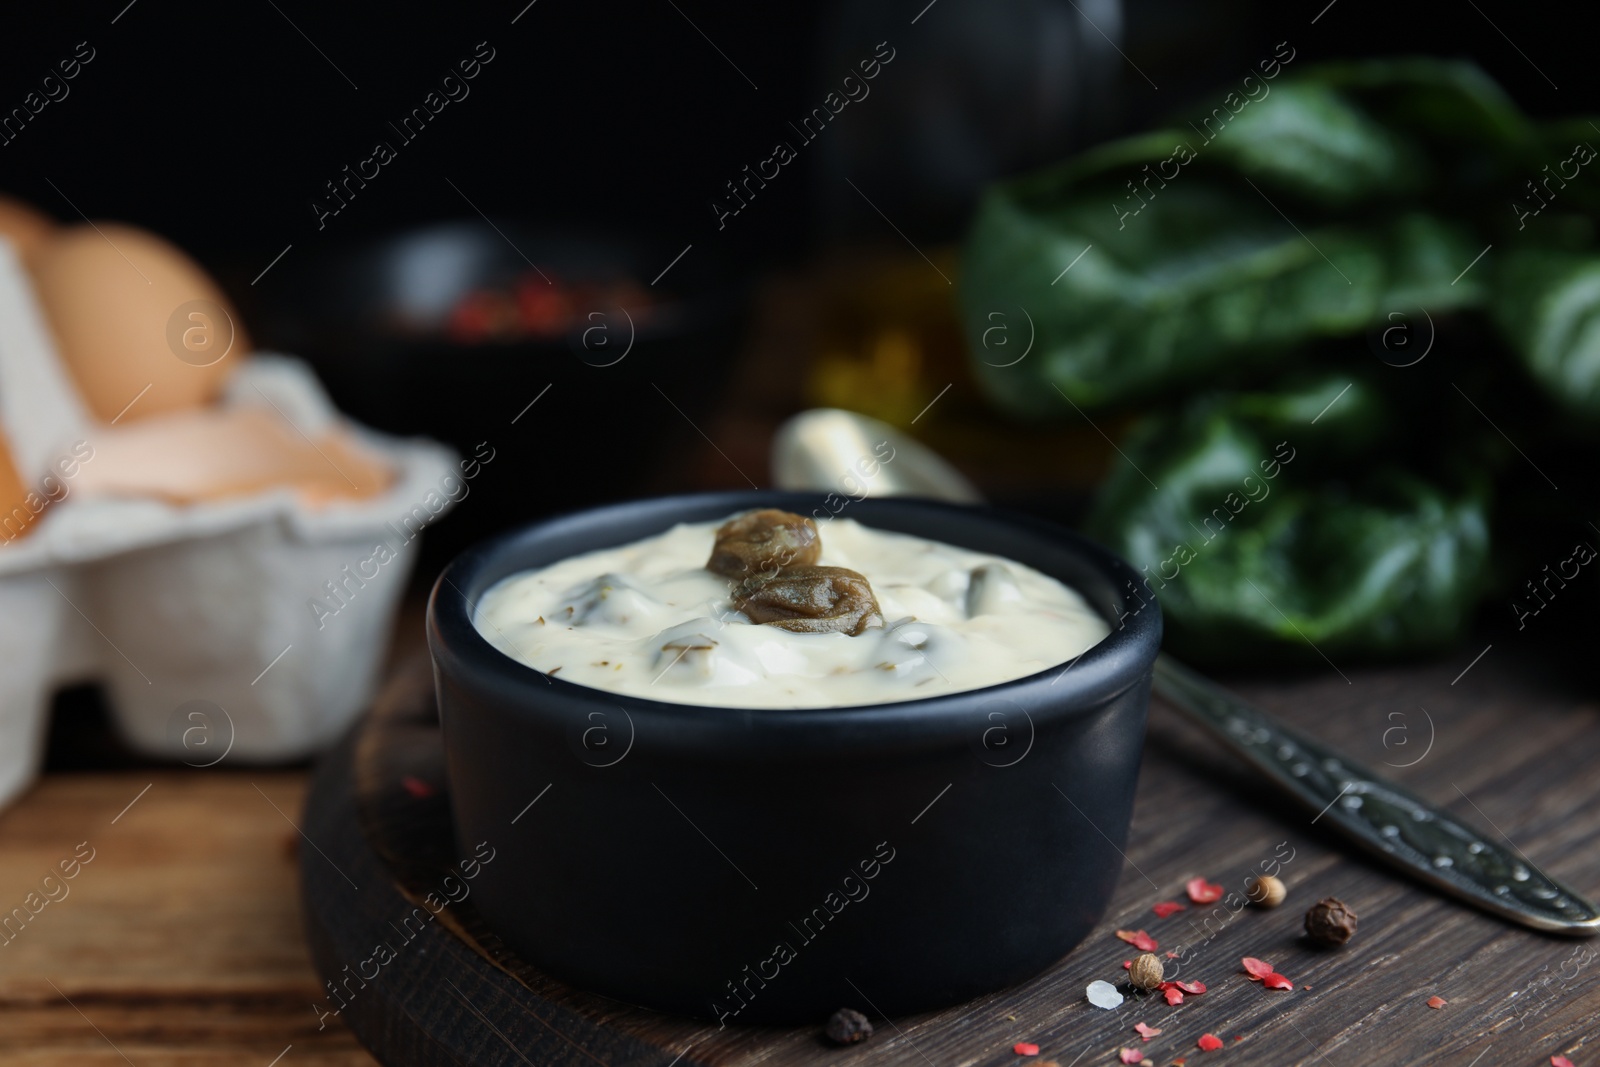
[0,241,458,810]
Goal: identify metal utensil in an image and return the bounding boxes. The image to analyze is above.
[771,407,1600,935]
[772,409,984,504]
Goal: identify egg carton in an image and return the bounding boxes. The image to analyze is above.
[0,240,458,811]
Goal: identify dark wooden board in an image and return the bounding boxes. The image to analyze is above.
[302,649,1600,1066]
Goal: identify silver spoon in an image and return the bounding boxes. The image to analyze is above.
[772,407,1600,935]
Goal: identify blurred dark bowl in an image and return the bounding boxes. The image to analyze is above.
[252,222,748,573]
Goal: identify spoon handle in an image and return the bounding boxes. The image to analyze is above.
[1152,654,1600,935]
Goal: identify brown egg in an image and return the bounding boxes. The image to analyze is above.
[73,407,392,505]
[31,223,249,423]
[0,436,41,543]
[0,195,56,263]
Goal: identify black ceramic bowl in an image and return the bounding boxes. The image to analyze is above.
[428,492,1161,1023]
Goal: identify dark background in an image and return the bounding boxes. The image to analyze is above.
[0,0,1583,281]
[10,0,1593,764]
[5,0,1590,600]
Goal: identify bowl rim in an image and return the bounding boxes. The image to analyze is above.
[427,491,1162,735]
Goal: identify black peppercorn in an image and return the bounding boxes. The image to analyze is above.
[1304,896,1357,946]
[824,1007,874,1045]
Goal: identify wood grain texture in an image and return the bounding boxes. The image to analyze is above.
[0,772,377,1066]
[301,648,1600,1067]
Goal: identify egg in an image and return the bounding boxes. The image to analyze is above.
[73,406,392,505]
[31,223,249,423]
[0,435,41,543]
[0,195,57,263]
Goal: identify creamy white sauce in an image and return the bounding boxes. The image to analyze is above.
[473,516,1110,708]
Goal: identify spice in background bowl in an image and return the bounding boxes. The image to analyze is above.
[444,270,657,345]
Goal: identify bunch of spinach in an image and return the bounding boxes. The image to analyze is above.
[960,58,1598,663]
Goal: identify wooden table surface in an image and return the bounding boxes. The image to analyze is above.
[0,771,376,1066]
[4,625,1598,1066]
[3,268,1596,1063]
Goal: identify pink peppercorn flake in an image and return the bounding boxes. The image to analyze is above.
[1197,1034,1223,1052]
[1134,1022,1163,1041]
[1427,995,1446,1009]
[1261,973,1294,991]
[1119,1049,1144,1064]
[1241,957,1276,979]
[1115,929,1159,951]
[1013,1042,1039,1056]
[1152,901,1188,918]
[1186,877,1224,904]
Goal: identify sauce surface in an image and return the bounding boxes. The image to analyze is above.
[473,515,1110,708]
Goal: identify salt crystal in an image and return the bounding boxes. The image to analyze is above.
[1087,980,1124,1009]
